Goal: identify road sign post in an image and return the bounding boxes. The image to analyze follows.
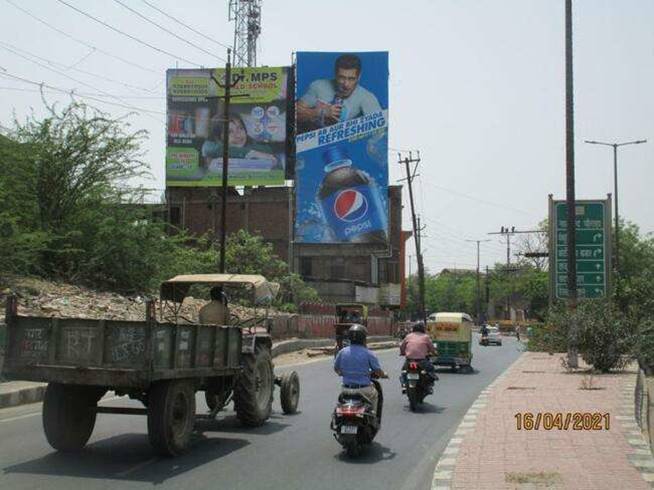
[549,196,612,302]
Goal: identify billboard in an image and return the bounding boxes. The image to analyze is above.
[294,52,389,244]
[166,67,292,187]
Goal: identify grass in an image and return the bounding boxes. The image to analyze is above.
[505,471,563,486]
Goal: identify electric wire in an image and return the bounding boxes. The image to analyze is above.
[55,0,203,67]
[0,86,164,99]
[139,0,241,63]
[0,40,161,94]
[0,45,164,120]
[3,0,159,75]
[112,0,226,63]
[0,71,165,117]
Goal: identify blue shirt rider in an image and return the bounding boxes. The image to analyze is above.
[334,324,386,414]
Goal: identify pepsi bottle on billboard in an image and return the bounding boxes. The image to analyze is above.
[318,146,388,244]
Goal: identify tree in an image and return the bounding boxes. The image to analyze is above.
[515,219,549,271]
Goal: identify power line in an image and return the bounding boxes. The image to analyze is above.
[55,0,203,67]
[0,71,165,116]
[139,0,238,62]
[422,181,537,217]
[0,40,161,94]
[3,0,159,75]
[0,86,164,99]
[0,44,164,119]
[112,0,226,63]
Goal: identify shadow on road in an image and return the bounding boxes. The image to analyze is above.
[400,402,446,414]
[335,441,397,464]
[195,413,291,435]
[3,432,249,484]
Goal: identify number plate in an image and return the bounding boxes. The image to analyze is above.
[340,425,358,434]
[407,373,420,380]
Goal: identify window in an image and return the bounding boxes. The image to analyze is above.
[300,257,313,277]
[331,257,345,279]
[169,206,181,225]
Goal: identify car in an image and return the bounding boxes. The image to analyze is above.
[487,326,502,346]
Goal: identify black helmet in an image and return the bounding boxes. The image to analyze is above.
[347,324,368,345]
[412,322,425,333]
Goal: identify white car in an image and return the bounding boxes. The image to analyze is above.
[487,326,502,346]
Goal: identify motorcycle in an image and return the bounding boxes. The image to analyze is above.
[331,375,386,457]
[480,332,489,346]
[401,360,434,411]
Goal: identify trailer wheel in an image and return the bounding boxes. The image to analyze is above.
[279,371,300,414]
[234,343,273,426]
[147,379,196,456]
[43,383,105,452]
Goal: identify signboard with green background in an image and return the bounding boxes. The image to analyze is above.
[166,67,292,187]
[549,196,612,300]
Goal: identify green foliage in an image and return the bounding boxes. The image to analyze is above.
[634,320,654,375]
[544,300,633,372]
[617,221,654,318]
[224,230,317,307]
[424,272,476,315]
[0,101,316,302]
[526,322,567,353]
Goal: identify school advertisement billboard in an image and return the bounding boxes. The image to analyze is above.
[166,67,292,187]
[294,51,389,244]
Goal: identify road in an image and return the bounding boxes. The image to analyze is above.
[0,334,522,490]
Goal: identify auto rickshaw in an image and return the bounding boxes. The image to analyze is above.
[334,303,368,353]
[427,312,474,373]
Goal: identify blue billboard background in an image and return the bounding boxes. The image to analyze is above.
[295,51,389,244]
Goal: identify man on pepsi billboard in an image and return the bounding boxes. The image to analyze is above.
[297,54,382,134]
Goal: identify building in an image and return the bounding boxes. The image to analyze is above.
[166,185,408,308]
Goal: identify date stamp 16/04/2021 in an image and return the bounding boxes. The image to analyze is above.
[515,412,610,431]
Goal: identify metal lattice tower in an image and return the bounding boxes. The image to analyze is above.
[228,0,262,67]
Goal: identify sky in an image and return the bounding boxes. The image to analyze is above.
[1,0,652,274]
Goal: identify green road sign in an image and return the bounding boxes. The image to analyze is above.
[549,198,612,300]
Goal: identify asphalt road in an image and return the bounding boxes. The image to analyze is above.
[0,334,522,490]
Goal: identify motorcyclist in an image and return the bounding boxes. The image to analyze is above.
[480,323,489,337]
[334,324,387,416]
[400,322,438,392]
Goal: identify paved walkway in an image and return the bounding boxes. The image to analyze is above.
[445,352,653,489]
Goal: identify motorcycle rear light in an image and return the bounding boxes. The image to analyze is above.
[409,362,419,369]
[336,406,366,416]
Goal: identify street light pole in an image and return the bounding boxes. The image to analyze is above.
[466,239,491,324]
[584,139,647,286]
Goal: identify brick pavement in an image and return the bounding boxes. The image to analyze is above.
[447,352,652,490]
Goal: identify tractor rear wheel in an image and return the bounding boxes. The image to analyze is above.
[234,344,273,426]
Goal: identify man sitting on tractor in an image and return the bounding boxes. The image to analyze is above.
[199,286,229,325]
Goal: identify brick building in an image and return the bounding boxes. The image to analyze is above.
[166,185,408,308]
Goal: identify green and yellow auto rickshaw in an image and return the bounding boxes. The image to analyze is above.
[427,312,474,373]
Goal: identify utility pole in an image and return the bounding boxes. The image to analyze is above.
[565,0,578,368]
[399,151,426,324]
[488,226,515,320]
[466,239,491,324]
[485,265,490,314]
[209,49,247,273]
[584,138,647,297]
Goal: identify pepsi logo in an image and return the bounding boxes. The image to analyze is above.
[334,189,368,222]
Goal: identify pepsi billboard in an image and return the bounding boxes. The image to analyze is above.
[295,52,389,244]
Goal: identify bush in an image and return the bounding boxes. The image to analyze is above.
[526,322,567,353]
[543,300,634,372]
[634,320,654,375]
[575,300,633,372]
